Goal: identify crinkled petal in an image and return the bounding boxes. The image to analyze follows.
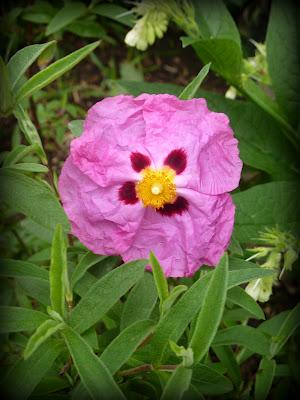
[70,94,242,195]
[70,95,148,187]
[121,189,235,277]
[58,157,144,254]
[137,94,242,195]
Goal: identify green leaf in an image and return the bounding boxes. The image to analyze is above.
[149,251,169,313]
[24,319,64,359]
[7,41,56,89]
[62,326,125,400]
[227,286,265,320]
[66,19,107,39]
[179,63,211,100]
[0,306,48,333]
[1,340,62,399]
[212,346,241,388]
[213,326,270,355]
[162,285,188,316]
[16,276,50,305]
[68,119,84,137]
[0,258,49,280]
[16,41,100,100]
[71,252,107,289]
[266,0,300,126]
[121,272,157,330]
[192,363,234,395]
[3,144,37,166]
[5,163,49,173]
[233,181,300,243]
[69,260,146,333]
[241,79,297,148]
[13,104,46,162]
[255,357,276,400]
[93,4,134,27]
[0,56,14,116]
[190,253,228,363]
[182,37,242,85]
[0,169,69,232]
[190,0,241,45]
[100,320,154,375]
[50,224,68,317]
[138,266,274,364]
[46,2,86,36]
[270,302,300,357]
[161,365,192,400]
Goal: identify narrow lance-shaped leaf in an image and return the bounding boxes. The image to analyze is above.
[99,320,154,375]
[160,365,192,400]
[213,325,270,356]
[266,0,300,127]
[16,41,100,101]
[139,265,274,364]
[179,63,211,100]
[0,56,14,116]
[0,170,70,232]
[190,253,229,363]
[120,271,157,330]
[62,326,125,400]
[69,260,146,333]
[3,144,38,166]
[71,252,107,289]
[227,286,265,320]
[255,357,276,400]
[46,2,86,36]
[13,104,46,162]
[149,251,169,313]
[50,224,68,317]
[192,363,234,396]
[24,319,64,359]
[212,345,242,389]
[0,306,48,333]
[7,41,56,89]
[5,163,49,173]
[0,340,62,400]
[162,285,187,316]
[270,302,300,357]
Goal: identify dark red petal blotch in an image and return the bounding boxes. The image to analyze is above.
[130,152,151,172]
[119,181,138,204]
[164,148,187,175]
[157,196,188,217]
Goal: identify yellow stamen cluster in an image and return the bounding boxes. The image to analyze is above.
[136,167,176,209]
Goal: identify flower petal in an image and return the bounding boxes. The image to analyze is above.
[119,181,139,204]
[70,95,148,187]
[137,94,242,195]
[130,152,151,172]
[121,188,235,277]
[58,157,144,255]
[164,148,187,174]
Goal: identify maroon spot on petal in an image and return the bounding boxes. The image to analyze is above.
[130,152,151,172]
[119,181,138,205]
[157,196,188,217]
[164,148,187,174]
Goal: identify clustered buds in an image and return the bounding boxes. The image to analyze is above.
[125,1,169,50]
[124,0,200,51]
[245,227,299,302]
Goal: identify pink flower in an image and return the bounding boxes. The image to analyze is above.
[59,94,242,277]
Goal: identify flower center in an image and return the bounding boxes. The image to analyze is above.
[136,167,176,209]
